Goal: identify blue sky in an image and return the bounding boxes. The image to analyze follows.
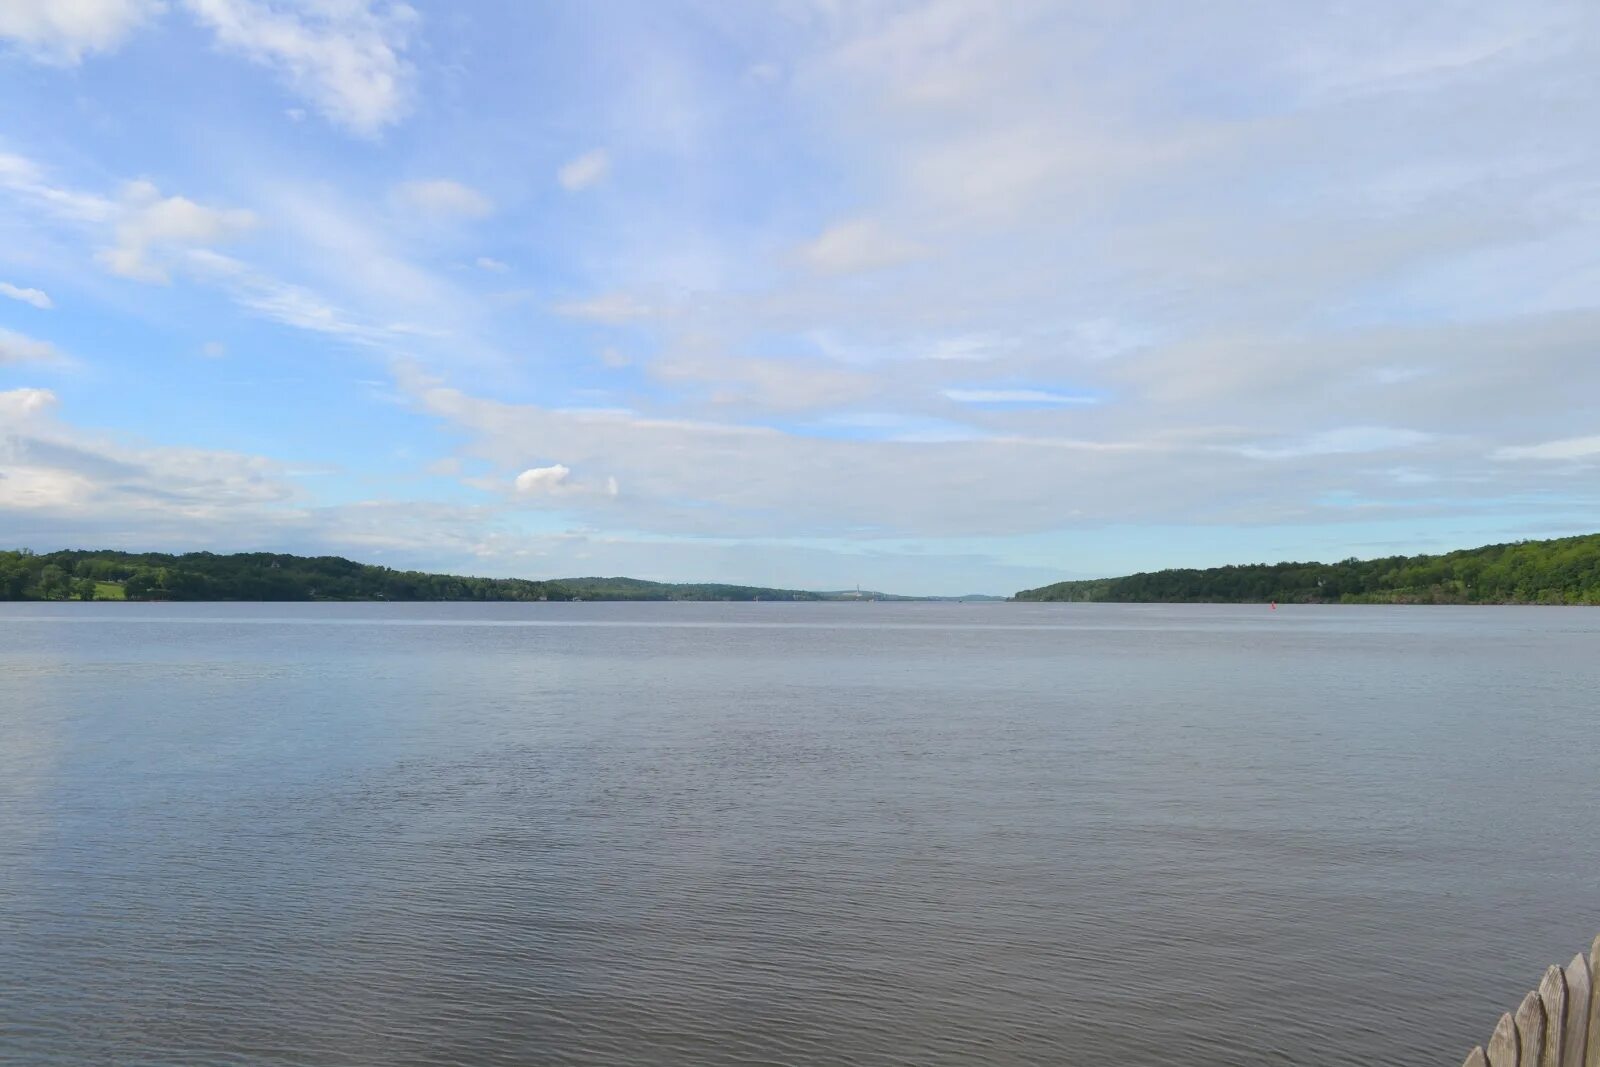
[1,0,1598,594]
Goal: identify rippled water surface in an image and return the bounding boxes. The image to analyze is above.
[2,602,1597,1066]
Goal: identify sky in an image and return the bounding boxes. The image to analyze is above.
[1,0,1598,595]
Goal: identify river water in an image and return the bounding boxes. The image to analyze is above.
[1,602,1596,1065]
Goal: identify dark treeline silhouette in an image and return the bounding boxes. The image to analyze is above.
[0,549,828,602]
[1015,533,1600,605]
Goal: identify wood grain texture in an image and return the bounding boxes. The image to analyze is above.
[1519,991,1548,1067]
[1585,937,1600,1067]
[1564,954,1592,1067]
[1541,965,1570,1067]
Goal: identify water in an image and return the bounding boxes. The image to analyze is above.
[1,602,1596,1066]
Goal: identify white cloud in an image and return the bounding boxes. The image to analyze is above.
[0,0,162,64]
[918,335,1008,361]
[182,0,418,136]
[0,387,59,419]
[394,179,493,220]
[0,156,347,342]
[943,388,1099,405]
[1373,365,1430,385]
[1238,427,1435,460]
[0,282,53,309]
[399,350,1598,545]
[202,340,227,358]
[6,2,1599,584]
[652,351,874,411]
[797,218,924,274]
[0,328,66,366]
[1494,435,1600,461]
[551,292,656,323]
[186,248,391,343]
[423,456,460,476]
[475,256,508,272]
[234,182,487,352]
[0,154,35,183]
[96,181,256,283]
[0,151,116,222]
[0,465,96,510]
[513,464,571,494]
[0,389,298,522]
[557,149,610,191]
[0,396,535,558]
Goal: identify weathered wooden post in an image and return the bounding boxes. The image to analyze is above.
[1490,1012,1522,1067]
[1468,938,1600,1067]
[1542,965,1570,1067]
[1564,953,1592,1067]
[1519,991,1548,1067]
[1586,936,1600,1067]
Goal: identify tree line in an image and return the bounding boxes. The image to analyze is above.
[1014,533,1600,605]
[0,550,827,602]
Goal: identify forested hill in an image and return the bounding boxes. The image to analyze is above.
[0,550,836,602]
[1014,533,1600,605]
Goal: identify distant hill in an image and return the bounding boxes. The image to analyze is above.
[0,549,952,603]
[814,590,1001,602]
[1013,533,1600,605]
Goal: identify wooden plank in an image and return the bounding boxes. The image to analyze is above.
[1491,1011,1523,1067]
[1462,1048,1488,1067]
[1564,954,1592,1067]
[1519,991,1547,1067]
[1586,935,1600,1067]
[1542,965,1570,1067]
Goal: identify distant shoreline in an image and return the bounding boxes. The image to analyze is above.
[0,549,1005,603]
[1013,532,1600,606]
[9,534,1598,605]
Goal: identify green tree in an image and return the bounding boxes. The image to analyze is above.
[37,564,69,599]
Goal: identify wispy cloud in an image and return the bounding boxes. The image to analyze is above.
[0,388,298,522]
[185,249,392,344]
[1236,427,1436,460]
[942,388,1099,406]
[0,328,69,367]
[1494,435,1600,462]
[0,282,53,309]
[0,386,59,419]
[182,0,418,136]
[551,292,656,323]
[393,179,493,220]
[797,219,924,275]
[557,149,610,191]
[0,151,115,222]
[0,0,162,65]
[2,2,1598,590]
[98,180,256,283]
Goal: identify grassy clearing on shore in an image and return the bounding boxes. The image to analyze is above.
[94,582,127,600]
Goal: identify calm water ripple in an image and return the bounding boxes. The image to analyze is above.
[1,602,1597,1066]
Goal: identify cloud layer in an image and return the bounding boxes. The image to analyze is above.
[1,1,1597,592]
[0,0,162,64]
[183,0,417,135]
